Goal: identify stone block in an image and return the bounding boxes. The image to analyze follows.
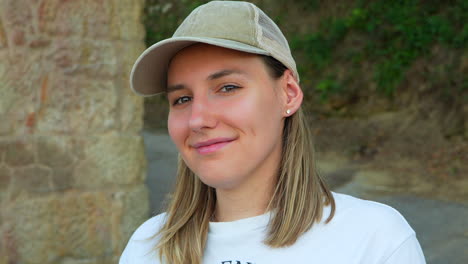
[4,138,36,166]
[0,165,11,202]
[3,196,56,263]
[79,40,118,77]
[38,0,112,38]
[120,89,145,133]
[29,35,51,49]
[0,165,9,185]
[0,121,12,137]
[0,140,6,163]
[47,38,119,77]
[110,184,149,253]
[68,80,117,132]
[51,167,74,191]
[0,20,7,49]
[1,0,36,50]
[115,40,146,77]
[121,184,149,243]
[74,133,146,188]
[11,30,25,46]
[0,51,45,135]
[115,41,146,133]
[0,80,37,135]
[36,76,118,134]
[1,0,33,28]
[37,0,62,35]
[37,136,74,168]
[0,59,10,135]
[110,0,145,40]
[4,191,118,263]
[58,192,114,258]
[0,225,20,264]
[67,137,87,161]
[37,0,144,40]
[11,165,52,195]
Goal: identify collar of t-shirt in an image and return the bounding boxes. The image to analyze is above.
[208,212,271,236]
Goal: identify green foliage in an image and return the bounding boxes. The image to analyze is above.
[316,76,343,101]
[292,0,468,98]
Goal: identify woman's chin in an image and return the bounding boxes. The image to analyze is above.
[197,173,242,191]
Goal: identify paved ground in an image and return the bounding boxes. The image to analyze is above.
[142,130,468,264]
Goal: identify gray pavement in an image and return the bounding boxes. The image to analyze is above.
[142,130,468,264]
[142,130,178,214]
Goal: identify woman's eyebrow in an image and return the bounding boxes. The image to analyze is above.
[207,69,248,80]
[166,84,185,93]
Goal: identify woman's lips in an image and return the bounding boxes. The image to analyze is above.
[192,138,235,155]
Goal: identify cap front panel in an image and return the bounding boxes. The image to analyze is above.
[174,1,259,47]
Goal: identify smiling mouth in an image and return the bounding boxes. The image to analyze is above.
[193,138,235,155]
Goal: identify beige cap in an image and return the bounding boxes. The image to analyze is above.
[130,1,299,96]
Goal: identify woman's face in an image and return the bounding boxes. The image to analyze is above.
[167,44,286,191]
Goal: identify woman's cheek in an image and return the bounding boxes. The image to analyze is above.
[168,112,187,148]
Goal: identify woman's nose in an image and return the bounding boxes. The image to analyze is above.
[188,98,217,132]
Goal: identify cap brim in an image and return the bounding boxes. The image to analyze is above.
[130,37,269,96]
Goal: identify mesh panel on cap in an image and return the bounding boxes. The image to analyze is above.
[253,5,299,82]
[257,9,289,50]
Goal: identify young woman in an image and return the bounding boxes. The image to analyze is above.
[120,1,426,263]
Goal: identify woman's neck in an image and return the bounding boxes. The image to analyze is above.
[212,134,282,222]
[213,171,277,222]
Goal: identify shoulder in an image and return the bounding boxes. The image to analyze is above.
[119,213,167,264]
[329,192,417,254]
[323,192,417,247]
[129,212,167,241]
[311,193,425,262]
[332,192,414,233]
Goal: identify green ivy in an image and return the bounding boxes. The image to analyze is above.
[292,0,468,99]
[316,77,343,101]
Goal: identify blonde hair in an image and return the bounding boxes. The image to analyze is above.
[154,104,335,263]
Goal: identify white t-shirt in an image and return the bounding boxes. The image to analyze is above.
[119,192,426,264]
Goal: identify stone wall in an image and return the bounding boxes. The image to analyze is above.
[0,0,149,263]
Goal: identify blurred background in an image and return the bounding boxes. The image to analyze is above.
[0,0,467,263]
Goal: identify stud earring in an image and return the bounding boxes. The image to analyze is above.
[286,109,291,115]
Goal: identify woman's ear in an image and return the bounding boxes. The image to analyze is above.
[280,69,303,117]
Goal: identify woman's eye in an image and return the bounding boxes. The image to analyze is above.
[173,96,192,106]
[219,84,240,93]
